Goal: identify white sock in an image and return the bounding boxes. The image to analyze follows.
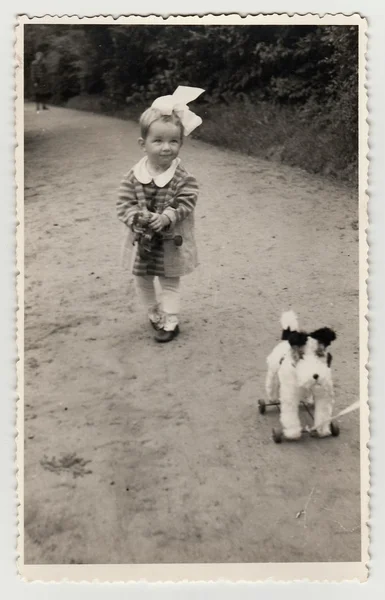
[163,314,178,331]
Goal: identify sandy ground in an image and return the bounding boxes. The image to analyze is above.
[22,103,361,565]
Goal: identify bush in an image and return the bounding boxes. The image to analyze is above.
[24,23,358,183]
[193,99,357,182]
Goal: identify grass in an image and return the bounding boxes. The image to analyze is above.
[193,100,358,184]
[63,94,357,185]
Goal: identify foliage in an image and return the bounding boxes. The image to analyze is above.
[23,24,358,180]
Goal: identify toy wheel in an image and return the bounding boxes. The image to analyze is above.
[258,400,266,415]
[272,427,283,444]
[174,235,183,247]
[330,421,340,437]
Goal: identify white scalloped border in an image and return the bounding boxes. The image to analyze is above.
[14,12,369,584]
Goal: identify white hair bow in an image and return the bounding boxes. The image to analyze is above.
[151,86,205,136]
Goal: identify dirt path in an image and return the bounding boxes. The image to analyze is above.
[23,103,360,564]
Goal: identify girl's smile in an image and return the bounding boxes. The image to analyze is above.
[139,120,183,173]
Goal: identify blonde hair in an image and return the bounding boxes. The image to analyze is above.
[139,107,184,139]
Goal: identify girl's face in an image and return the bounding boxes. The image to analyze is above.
[139,120,183,171]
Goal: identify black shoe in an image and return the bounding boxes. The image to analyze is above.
[154,325,180,343]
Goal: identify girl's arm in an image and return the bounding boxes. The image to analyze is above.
[117,172,139,227]
[162,175,198,226]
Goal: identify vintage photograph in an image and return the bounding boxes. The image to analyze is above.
[17,14,368,581]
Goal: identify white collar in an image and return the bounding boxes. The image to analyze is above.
[133,157,180,187]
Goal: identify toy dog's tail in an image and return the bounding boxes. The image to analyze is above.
[281,311,299,340]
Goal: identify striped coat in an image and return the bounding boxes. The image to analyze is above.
[117,161,199,277]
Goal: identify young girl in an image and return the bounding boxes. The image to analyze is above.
[117,86,204,343]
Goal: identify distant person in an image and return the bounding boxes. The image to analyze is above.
[117,86,204,343]
[31,51,49,113]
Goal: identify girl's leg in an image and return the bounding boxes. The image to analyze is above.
[157,276,181,333]
[134,275,162,327]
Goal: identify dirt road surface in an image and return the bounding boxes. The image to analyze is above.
[23,103,361,564]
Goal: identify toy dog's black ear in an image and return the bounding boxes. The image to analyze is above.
[281,328,291,341]
[309,327,336,347]
[287,331,308,348]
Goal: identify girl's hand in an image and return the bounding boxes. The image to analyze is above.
[149,213,170,232]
